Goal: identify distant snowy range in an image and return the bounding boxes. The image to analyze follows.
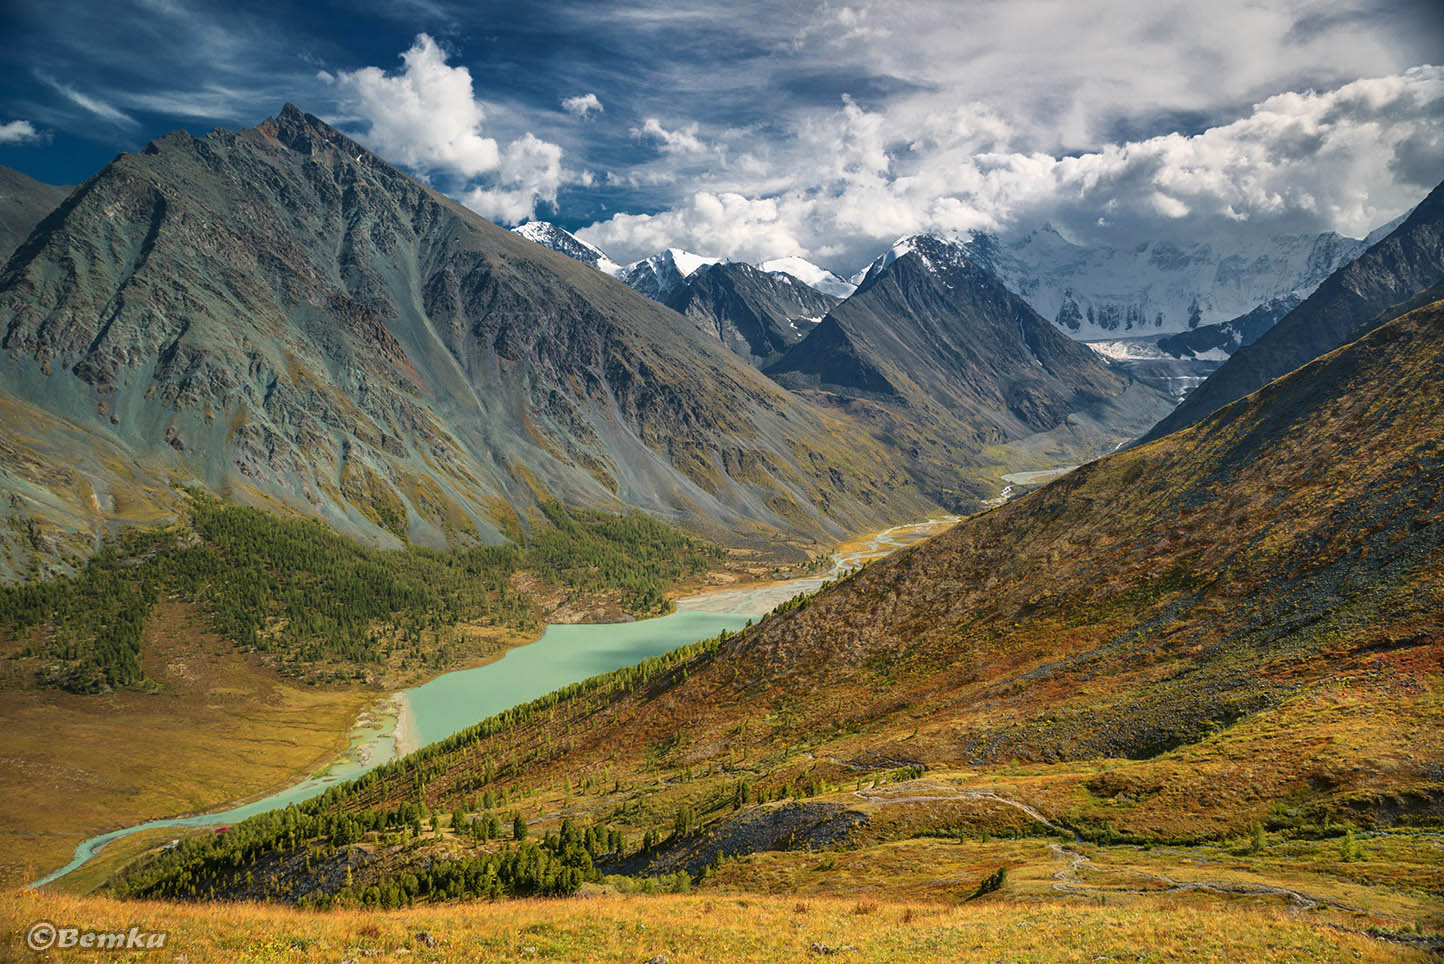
[511,212,1407,401]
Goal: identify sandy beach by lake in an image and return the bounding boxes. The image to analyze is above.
[391,691,420,758]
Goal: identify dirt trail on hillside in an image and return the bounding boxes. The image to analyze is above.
[854,781,1412,922]
[853,784,1072,836]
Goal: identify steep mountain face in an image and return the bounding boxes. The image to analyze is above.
[662,261,837,365]
[145,296,1444,907]
[1082,337,1225,402]
[758,256,856,298]
[511,221,621,276]
[961,224,1371,338]
[0,105,939,576]
[1142,177,1444,443]
[0,166,70,263]
[769,235,1173,504]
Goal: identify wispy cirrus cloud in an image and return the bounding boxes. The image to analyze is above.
[35,71,138,128]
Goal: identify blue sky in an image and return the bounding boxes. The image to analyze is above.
[2,0,1442,272]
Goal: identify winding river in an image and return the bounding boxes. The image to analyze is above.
[31,515,959,889]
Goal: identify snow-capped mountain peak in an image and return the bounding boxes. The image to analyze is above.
[663,247,722,279]
[851,234,973,289]
[841,216,1403,341]
[759,256,857,298]
[511,221,622,276]
[617,248,725,302]
[963,225,1373,337]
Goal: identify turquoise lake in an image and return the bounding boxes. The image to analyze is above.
[401,610,750,749]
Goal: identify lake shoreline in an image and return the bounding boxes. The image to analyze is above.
[392,691,419,758]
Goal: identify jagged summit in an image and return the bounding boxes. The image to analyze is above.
[509,225,855,303]
[254,103,369,158]
[770,234,1172,505]
[616,247,724,301]
[662,260,837,365]
[850,234,970,289]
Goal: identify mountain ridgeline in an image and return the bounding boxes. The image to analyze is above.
[0,106,945,576]
[506,223,851,367]
[0,166,71,265]
[1143,177,1444,441]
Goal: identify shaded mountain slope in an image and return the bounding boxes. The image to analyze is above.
[1155,294,1299,359]
[0,165,69,264]
[1143,177,1444,442]
[769,236,1173,503]
[663,261,837,365]
[0,106,937,576]
[118,296,1444,910]
[507,226,835,365]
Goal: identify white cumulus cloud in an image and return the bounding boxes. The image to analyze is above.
[561,92,603,118]
[326,34,570,224]
[633,117,707,154]
[462,133,565,223]
[326,34,500,178]
[0,119,44,145]
[580,65,1444,270]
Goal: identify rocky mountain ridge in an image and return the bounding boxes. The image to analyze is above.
[768,234,1173,505]
[0,165,70,264]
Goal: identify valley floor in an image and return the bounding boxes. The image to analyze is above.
[2,886,1433,963]
[0,602,377,889]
